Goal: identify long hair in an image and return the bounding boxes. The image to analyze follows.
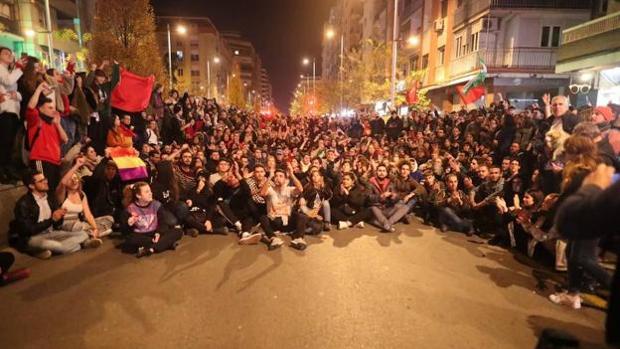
[154,160,179,201]
[561,135,600,194]
[19,56,42,95]
[122,182,149,208]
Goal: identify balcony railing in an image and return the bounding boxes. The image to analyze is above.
[450,47,556,78]
[454,0,592,27]
[562,11,620,44]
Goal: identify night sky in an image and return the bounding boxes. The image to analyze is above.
[151,0,337,111]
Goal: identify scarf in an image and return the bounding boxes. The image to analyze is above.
[369,176,391,194]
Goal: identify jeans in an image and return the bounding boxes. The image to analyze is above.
[259,212,307,239]
[28,229,89,254]
[438,207,473,233]
[567,238,611,293]
[371,201,411,228]
[322,201,331,224]
[60,117,77,156]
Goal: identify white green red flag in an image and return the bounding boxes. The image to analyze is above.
[456,57,487,104]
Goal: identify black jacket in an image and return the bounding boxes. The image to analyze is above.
[331,185,369,212]
[9,192,63,249]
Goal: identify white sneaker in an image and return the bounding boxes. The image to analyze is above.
[239,232,261,245]
[355,222,365,228]
[338,221,349,230]
[234,221,243,232]
[290,237,307,251]
[549,292,581,310]
[269,236,284,250]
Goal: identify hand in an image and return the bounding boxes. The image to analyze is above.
[75,157,86,167]
[583,164,615,190]
[8,91,18,99]
[16,57,28,69]
[128,213,139,226]
[90,63,98,71]
[542,93,550,106]
[186,199,193,207]
[513,194,521,209]
[52,208,67,222]
[37,82,51,92]
[91,228,99,239]
[104,148,111,158]
[152,233,160,243]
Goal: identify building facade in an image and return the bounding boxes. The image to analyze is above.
[322,0,595,110]
[556,0,620,107]
[157,16,233,99]
[0,0,94,68]
[221,31,268,106]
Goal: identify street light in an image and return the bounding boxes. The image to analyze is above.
[302,57,316,97]
[390,0,399,106]
[207,56,220,99]
[24,29,36,38]
[167,23,187,90]
[325,27,345,110]
[406,35,420,47]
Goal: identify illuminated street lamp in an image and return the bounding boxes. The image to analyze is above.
[406,35,420,47]
[325,27,345,110]
[302,57,316,97]
[167,24,187,90]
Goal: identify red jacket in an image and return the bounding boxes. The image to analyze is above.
[26,108,61,165]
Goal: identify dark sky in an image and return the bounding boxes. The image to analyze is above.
[151,0,337,111]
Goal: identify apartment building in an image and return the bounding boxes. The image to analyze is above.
[556,0,620,107]
[260,67,273,102]
[322,0,364,81]
[221,31,268,105]
[0,0,94,68]
[157,16,233,99]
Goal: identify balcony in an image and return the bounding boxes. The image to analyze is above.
[450,47,556,78]
[562,11,620,44]
[454,0,592,27]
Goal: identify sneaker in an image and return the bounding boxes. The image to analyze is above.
[234,221,243,232]
[136,247,153,258]
[83,238,103,249]
[34,250,52,260]
[355,222,365,229]
[381,224,394,233]
[186,228,199,238]
[239,232,262,245]
[1,268,31,285]
[269,236,284,250]
[549,292,581,310]
[290,237,307,251]
[338,221,350,230]
[323,222,331,232]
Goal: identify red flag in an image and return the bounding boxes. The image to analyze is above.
[456,84,485,104]
[111,69,155,112]
[406,81,419,105]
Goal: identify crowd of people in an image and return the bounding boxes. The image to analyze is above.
[0,47,619,346]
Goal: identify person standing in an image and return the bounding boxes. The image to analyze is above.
[25,82,68,191]
[0,47,26,183]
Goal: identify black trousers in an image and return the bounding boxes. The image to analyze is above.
[331,206,372,225]
[259,212,307,239]
[123,228,183,254]
[30,160,61,192]
[0,112,19,168]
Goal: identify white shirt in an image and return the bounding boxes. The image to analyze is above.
[0,63,22,115]
[146,128,159,145]
[266,185,300,221]
[33,193,52,223]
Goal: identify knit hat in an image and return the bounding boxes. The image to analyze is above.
[594,106,614,122]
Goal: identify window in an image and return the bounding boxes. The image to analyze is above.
[438,46,445,65]
[441,0,448,18]
[190,54,199,61]
[410,56,419,71]
[0,3,13,20]
[541,26,561,47]
[551,26,561,47]
[455,36,462,57]
[470,32,479,52]
[177,68,184,77]
[421,54,429,69]
[176,41,183,48]
[190,70,200,77]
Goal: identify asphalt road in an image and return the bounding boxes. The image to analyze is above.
[0,220,608,348]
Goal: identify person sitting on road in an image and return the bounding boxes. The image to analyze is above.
[331,172,372,230]
[120,181,183,258]
[9,170,101,260]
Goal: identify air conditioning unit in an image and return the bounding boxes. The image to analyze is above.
[481,17,499,31]
[434,19,444,32]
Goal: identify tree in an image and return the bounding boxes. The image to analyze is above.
[91,0,165,82]
[228,64,245,107]
[54,29,92,66]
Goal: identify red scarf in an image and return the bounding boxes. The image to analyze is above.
[369,176,391,194]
